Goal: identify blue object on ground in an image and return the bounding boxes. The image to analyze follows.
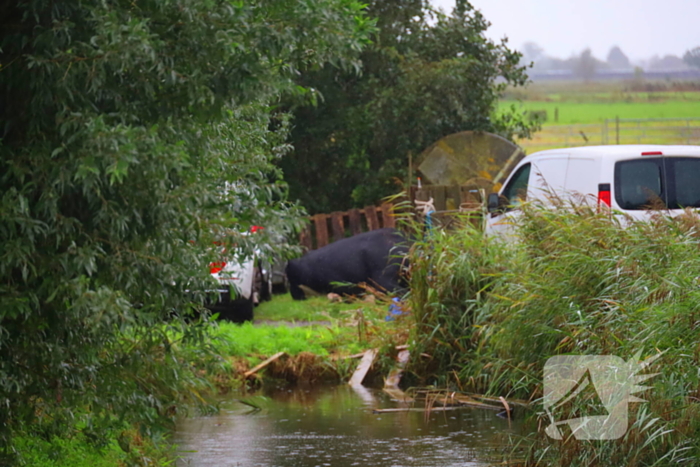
[386,297,404,321]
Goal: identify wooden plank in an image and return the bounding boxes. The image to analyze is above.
[460,186,483,211]
[384,349,410,389]
[330,211,345,242]
[414,187,430,203]
[380,203,395,228]
[433,185,447,211]
[364,205,379,231]
[314,213,329,249]
[348,348,377,386]
[243,352,286,378]
[447,185,461,211]
[347,208,363,236]
[299,226,313,252]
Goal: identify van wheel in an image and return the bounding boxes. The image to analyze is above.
[222,296,253,323]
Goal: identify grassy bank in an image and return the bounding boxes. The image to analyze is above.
[408,206,700,465]
[206,294,410,388]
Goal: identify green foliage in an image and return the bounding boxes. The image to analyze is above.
[281,0,537,214]
[0,0,373,459]
[408,203,700,465]
[13,421,175,467]
[14,431,127,467]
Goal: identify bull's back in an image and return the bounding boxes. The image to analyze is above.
[286,228,410,298]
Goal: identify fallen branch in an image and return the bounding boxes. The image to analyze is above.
[372,407,459,414]
[243,352,286,378]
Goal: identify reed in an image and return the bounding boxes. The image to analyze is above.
[408,201,700,465]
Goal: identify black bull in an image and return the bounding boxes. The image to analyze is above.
[285,228,411,300]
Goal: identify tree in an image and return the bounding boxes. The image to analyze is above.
[0,0,372,456]
[573,48,598,81]
[521,42,546,65]
[280,0,536,214]
[607,46,631,69]
[683,47,700,69]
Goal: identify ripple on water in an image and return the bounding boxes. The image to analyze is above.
[174,385,526,467]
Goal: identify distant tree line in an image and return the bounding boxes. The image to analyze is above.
[521,42,698,80]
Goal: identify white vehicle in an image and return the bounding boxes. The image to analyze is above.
[486,145,700,236]
[206,226,272,323]
[208,256,257,322]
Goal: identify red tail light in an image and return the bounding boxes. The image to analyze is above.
[598,183,611,207]
[209,261,226,274]
[641,151,663,156]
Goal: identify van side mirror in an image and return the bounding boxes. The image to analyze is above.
[487,193,500,213]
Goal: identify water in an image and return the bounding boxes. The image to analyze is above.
[173,385,526,467]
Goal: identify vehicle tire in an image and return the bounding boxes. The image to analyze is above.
[210,288,254,323]
[227,295,254,323]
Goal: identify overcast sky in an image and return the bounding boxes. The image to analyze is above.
[430,0,700,63]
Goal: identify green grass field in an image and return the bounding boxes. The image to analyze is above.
[499,98,700,125]
[499,81,700,125]
[498,80,700,152]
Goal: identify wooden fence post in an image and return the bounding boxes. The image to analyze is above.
[314,213,329,249]
[331,211,345,242]
[347,208,363,236]
[364,205,379,231]
[380,203,395,228]
[299,226,313,251]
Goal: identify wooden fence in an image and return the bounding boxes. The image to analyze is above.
[300,203,396,251]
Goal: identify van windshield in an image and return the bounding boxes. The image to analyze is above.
[615,157,700,210]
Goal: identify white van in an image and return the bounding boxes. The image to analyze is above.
[485,145,700,236]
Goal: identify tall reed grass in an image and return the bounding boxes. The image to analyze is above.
[408,201,700,465]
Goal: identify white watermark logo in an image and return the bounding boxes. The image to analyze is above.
[543,351,661,440]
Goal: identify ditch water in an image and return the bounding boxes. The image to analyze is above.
[173,384,529,467]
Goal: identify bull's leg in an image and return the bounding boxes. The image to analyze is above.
[289,281,306,300]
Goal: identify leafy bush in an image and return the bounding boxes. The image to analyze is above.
[0,0,373,460]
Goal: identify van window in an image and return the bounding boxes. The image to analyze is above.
[615,157,700,210]
[615,159,663,210]
[501,163,531,209]
[671,159,700,208]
